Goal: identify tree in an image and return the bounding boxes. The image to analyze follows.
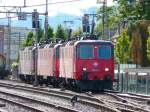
[38,26,44,42]
[55,24,67,40]
[114,0,150,21]
[22,32,35,48]
[147,38,150,61]
[113,0,150,66]
[138,0,150,20]
[147,26,150,61]
[97,0,150,66]
[129,20,150,66]
[97,6,118,29]
[48,25,54,39]
[115,29,130,64]
[72,27,82,37]
[96,5,120,39]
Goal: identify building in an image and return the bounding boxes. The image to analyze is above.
[0,25,34,70]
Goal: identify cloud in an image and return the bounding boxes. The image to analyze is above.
[0,0,114,18]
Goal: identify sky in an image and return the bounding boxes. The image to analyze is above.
[0,0,114,28]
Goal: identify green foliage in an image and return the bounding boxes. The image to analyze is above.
[115,0,150,20]
[16,53,19,63]
[22,32,35,48]
[40,25,54,42]
[115,29,130,63]
[11,62,18,70]
[117,0,136,19]
[95,22,103,32]
[97,6,119,30]
[55,24,67,40]
[147,37,150,60]
[72,27,82,37]
[147,26,150,60]
[38,26,44,42]
[48,25,54,39]
[129,20,150,66]
[138,0,150,20]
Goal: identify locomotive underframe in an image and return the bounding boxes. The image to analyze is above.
[19,74,113,91]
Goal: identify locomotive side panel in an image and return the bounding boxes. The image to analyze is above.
[37,48,54,76]
[19,48,35,75]
[19,51,23,74]
[27,50,34,75]
[60,46,75,79]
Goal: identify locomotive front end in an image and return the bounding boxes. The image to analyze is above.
[75,40,114,90]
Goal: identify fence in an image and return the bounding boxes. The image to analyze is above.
[122,68,150,95]
[114,64,136,91]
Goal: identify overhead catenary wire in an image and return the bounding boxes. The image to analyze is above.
[0,0,82,8]
[27,0,82,7]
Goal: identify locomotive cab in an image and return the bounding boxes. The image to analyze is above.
[75,40,114,90]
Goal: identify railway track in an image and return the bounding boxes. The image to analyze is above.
[0,96,48,112]
[0,80,149,112]
[0,89,80,112]
[103,92,150,112]
[0,82,119,112]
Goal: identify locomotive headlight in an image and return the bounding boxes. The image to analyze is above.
[83,68,87,71]
[105,68,109,72]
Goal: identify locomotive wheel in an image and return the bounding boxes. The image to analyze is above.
[39,76,43,86]
[46,76,51,86]
[19,75,25,82]
[52,78,59,88]
[30,75,34,84]
[76,85,82,92]
[59,80,65,88]
[26,75,30,84]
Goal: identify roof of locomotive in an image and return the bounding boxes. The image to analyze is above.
[54,44,62,48]
[20,46,36,51]
[62,40,113,47]
[40,43,62,49]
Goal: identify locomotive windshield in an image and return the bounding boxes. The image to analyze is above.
[98,46,111,59]
[78,45,94,59]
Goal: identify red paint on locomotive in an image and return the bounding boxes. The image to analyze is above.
[19,40,114,90]
[53,44,61,78]
[60,40,114,80]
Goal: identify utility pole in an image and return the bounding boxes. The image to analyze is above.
[102,0,107,39]
[45,0,48,41]
[63,20,74,39]
[18,32,21,49]
[97,0,107,39]
[6,13,11,71]
[104,0,110,40]
[32,9,39,86]
[91,14,97,35]
[24,0,26,7]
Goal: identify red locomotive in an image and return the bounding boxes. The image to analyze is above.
[59,40,114,90]
[19,40,114,91]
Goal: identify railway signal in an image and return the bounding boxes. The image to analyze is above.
[32,9,39,28]
[82,14,90,33]
[18,12,27,20]
[32,9,40,86]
